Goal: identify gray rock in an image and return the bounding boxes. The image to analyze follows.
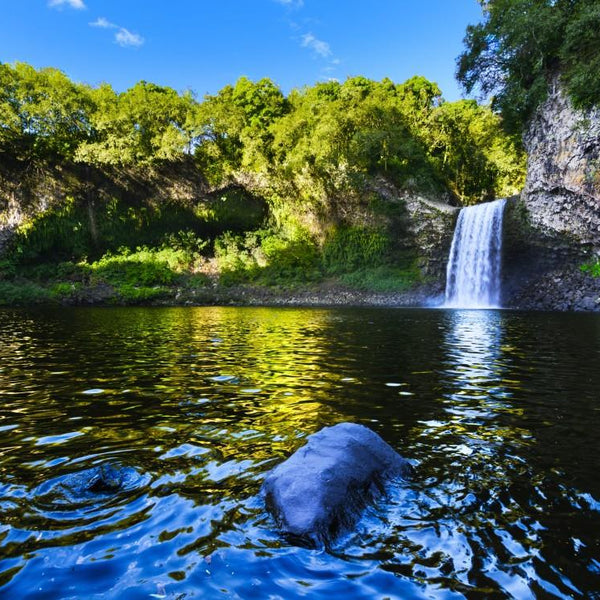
[522,76,600,247]
[262,422,413,546]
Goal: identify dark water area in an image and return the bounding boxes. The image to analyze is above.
[0,306,599,599]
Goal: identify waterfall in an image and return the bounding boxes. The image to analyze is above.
[445,198,506,309]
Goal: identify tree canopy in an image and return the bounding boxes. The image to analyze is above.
[457,0,600,131]
[0,61,525,205]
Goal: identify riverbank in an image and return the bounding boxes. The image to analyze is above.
[2,274,599,311]
[0,277,441,309]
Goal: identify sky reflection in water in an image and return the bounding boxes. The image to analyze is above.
[0,306,599,599]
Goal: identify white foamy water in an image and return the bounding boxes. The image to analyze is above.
[445,198,506,308]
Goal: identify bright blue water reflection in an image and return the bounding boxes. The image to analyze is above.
[0,307,599,599]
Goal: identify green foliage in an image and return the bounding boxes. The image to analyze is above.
[76,82,196,165]
[581,260,600,278]
[0,258,17,280]
[0,281,50,305]
[425,100,525,202]
[214,232,261,282]
[214,229,321,286]
[561,3,600,109]
[49,282,83,301]
[338,264,421,292]
[19,260,86,283]
[160,230,208,254]
[8,191,259,265]
[267,75,523,204]
[193,77,288,182]
[184,273,210,288]
[322,226,391,273]
[10,196,92,261]
[114,284,169,304]
[0,62,94,158]
[257,234,321,284]
[457,0,600,130]
[0,62,524,206]
[88,247,188,287]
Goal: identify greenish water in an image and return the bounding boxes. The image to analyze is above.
[0,306,599,599]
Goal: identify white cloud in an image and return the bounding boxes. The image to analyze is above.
[89,17,114,28]
[301,33,331,58]
[115,28,144,47]
[49,0,86,9]
[89,17,144,47]
[274,0,304,7]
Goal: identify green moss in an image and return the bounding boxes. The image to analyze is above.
[581,260,600,278]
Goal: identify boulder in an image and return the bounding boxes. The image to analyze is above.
[262,422,413,546]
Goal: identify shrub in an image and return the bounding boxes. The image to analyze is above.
[0,259,17,281]
[581,260,600,278]
[338,265,421,291]
[214,229,321,286]
[49,282,83,301]
[322,226,391,274]
[88,247,188,287]
[0,282,50,305]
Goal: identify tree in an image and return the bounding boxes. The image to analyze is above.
[0,62,94,158]
[426,100,525,203]
[457,0,600,130]
[192,77,288,181]
[76,81,196,165]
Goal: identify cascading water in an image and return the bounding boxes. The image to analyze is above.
[444,198,506,308]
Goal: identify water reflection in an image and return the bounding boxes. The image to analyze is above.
[0,307,599,598]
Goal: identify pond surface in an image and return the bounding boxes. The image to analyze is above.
[0,306,599,599]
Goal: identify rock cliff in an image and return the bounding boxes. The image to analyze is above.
[502,80,600,311]
[522,80,600,249]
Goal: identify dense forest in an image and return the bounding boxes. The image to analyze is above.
[0,61,526,304]
[2,0,598,305]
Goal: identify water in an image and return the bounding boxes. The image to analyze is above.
[1,306,599,599]
[445,199,507,308]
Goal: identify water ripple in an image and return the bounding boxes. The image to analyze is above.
[0,306,599,598]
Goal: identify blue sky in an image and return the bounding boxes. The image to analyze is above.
[0,0,483,101]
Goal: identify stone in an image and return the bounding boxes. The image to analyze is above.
[522,77,600,247]
[262,422,413,546]
[86,464,124,493]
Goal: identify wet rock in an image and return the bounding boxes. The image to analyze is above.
[262,422,413,546]
[31,463,147,514]
[86,464,124,493]
[58,463,141,498]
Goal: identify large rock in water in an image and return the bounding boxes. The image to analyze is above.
[262,422,413,546]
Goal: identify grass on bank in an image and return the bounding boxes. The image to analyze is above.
[0,226,423,305]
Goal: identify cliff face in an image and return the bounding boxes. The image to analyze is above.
[522,81,600,249]
[363,176,457,290]
[502,81,600,311]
